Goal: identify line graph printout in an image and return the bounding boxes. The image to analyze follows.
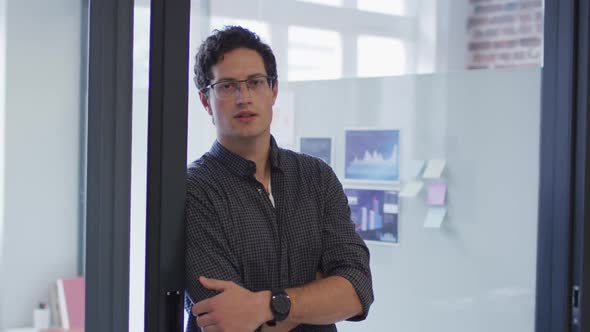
[345,129,400,182]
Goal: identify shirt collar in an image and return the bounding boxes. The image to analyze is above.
[208,135,283,178]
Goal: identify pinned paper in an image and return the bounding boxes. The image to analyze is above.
[408,159,425,179]
[271,91,295,149]
[422,159,446,179]
[399,181,424,197]
[427,182,447,206]
[424,207,447,228]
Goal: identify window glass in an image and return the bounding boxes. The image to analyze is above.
[357,0,405,16]
[129,3,150,332]
[288,26,342,81]
[297,0,343,7]
[210,16,271,43]
[357,35,406,77]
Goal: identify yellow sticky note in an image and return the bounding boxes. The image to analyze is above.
[422,159,446,179]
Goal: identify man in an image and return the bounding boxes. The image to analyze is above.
[185,26,373,332]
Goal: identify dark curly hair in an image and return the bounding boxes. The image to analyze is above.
[194,26,278,91]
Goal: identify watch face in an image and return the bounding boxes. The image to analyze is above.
[272,293,291,315]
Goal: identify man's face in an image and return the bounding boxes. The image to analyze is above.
[198,48,278,142]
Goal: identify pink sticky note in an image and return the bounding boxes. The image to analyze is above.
[427,182,447,206]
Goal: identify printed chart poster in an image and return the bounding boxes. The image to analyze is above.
[300,137,333,166]
[345,188,399,244]
[345,129,400,182]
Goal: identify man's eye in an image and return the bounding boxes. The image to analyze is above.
[219,83,235,90]
[249,78,264,86]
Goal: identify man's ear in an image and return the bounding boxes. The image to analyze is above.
[198,90,213,116]
[194,77,212,114]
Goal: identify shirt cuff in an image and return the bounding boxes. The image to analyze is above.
[328,267,374,321]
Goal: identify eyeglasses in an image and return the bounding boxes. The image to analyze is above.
[201,75,276,100]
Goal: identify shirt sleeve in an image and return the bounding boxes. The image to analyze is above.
[185,183,244,306]
[318,164,374,321]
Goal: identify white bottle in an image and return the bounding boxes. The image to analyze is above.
[33,302,50,329]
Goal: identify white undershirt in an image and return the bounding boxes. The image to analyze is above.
[268,178,275,207]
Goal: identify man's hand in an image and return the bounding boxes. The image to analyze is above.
[192,276,272,332]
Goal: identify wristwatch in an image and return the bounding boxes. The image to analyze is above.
[266,289,291,326]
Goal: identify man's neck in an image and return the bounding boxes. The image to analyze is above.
[218,134,271,189]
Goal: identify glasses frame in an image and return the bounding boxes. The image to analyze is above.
[200,75,277,100]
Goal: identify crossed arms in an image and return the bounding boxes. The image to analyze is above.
[185,166,373,331]
[192,273,362,331]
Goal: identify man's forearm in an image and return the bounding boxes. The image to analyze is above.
[284,275,363,325]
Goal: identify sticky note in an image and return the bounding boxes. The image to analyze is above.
[399,181,424,197]
[424,207,447,228]
[422,159,446,179]
[427,182,447,206]
[408,159,425,178]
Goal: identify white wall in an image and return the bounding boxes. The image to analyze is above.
[0,0,83,329]
[286,68,540,332]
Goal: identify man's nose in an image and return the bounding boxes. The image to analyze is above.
[235,81,252,101]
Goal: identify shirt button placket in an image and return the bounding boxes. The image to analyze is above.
[280,245,289,284]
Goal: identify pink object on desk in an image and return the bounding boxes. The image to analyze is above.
[427,182,447,206]
[57,277,85,329]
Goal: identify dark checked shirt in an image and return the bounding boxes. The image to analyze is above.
[184,136,374,332]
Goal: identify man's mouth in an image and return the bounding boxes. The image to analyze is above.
[235,112,257,118]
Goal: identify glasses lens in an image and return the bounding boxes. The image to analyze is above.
[213,81,238,100]
[247,77,267,91]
